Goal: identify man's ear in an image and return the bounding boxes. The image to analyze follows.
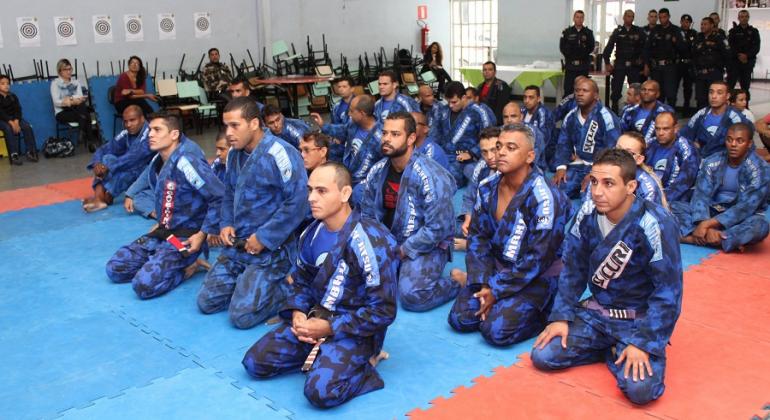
[626,179,638,195]
[526,149,535,165]
[340,185,353,203]
[248,117,260,132]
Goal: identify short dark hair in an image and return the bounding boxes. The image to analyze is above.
[379,70,398,84]
[709,12,720,18]
[465,87,478,97]
[702,17,715,25]
[224,96,262,122]
[318,161,352,189]
[524,85,541,97]
[728,122,754,139]
[658,8,670,16]
[444,81,466,100]
[208,47,219,55]
[148,112,182,133]
[385,111,416,137]
[0,74,9,83]
[479,126,501,141]
[656,111,678,125]
[482,61,496,71]
[229,76,249,89]
[301,131,331,150]
[648,9,658,15]
[262,103,282,119]
[594,148,637,183]
[353,95,375,117]
[710,80,729,90]
[574,10,585,16]
[215,126,227,141]
[681,14,693,22]
[332,76,354,87]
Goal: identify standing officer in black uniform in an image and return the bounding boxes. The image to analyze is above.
[560,10,595,98]
[643,9,658,39]
[693,17,730,110]
[677,14,698,116]
[709,13,728,40]
[643,8,683,107]
[603,9,646,113]
[727,9,761,94]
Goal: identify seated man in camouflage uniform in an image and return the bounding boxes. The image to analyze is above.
[202,48,233,99]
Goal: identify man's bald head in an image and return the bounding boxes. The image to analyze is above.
[122,105,146,135]
[411,111,428,142]
[123,105,143,119]
[502,102,523,125]
[418,85,435,106]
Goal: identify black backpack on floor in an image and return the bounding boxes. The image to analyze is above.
[43,137,75,158]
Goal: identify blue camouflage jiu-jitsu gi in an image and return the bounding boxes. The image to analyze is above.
[449,170,571,345]
[361,152,459,311]
[670,150,770,252]
[460,160,495,220]
[374,94,419,123]
[242,211,399,408]
[197,132,309,328]
[322,121,383,205]
[583,168,666,207]
[679,106,751,158]
[436,102,495,186]
[272,118,311,149]
[88,122,153,197]
[645,136,700,203]
[523,103,556,169]
[331,96,354,125]
[211,156,227,182]
[425,101,450,145]
[549,94,578,171]
[555,102,622,198]
[531,197,683,405]
[620,101,674,144]
[106,136,223,299]
[416,134,451,171]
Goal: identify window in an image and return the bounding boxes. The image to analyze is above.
[572,0,636,50]
[450,0,498,83]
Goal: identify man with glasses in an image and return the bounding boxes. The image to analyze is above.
[299,131,329,173]
[672,122,770,252]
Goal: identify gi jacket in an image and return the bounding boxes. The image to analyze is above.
[361,152,457,259]
[322,121,383,184]
[468,171,572,301]
[281,211,399,340]
[690,150,770,228]
[555,102,622,167]
[221,132,309,250]
[374,94,419,122]
[151,136,224,235]
[88,122,153,175]
[522,103,555,150]
[620,101,674,144]
[438,102,495,157]
[272,118,310,149]
[646,136,700,202]
[679,106,750,158]
[551,198,683,357]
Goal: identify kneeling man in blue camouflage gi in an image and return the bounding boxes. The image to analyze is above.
[106,113,223,298]
[531,148,683,405]
[361,112,460,311]
[197,97,308,329]
[448,123,571,346]
[242,162,399,408]
[672,122,770,252]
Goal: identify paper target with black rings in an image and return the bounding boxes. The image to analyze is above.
[57,21,74,38]
[196,16,210,31]
[159,17,174,33]
[126,18,142,34]
[19,22,38,39]
[94,19,111,35]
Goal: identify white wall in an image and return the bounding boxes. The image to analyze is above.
[634,0,721,27]
[262,0,451,72]
[496,0,572,65]
[0,0,260,79]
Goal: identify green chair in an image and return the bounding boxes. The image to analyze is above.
[195,86,219,133]
[367,80,379,95]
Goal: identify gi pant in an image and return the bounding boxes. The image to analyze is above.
[671,201,769,252]
[399,247,460,312]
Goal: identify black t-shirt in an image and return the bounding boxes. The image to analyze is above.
[382,164,403,229]
[450,110,461,127]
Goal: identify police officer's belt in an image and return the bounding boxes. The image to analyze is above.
[146,227,199,240]
[654,59,673,66]
[570,59,588,66]
[581,297,642,320]
[697,68,717,75]
[678,58,692,64]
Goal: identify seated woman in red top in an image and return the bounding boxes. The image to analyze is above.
[113,56,157,115]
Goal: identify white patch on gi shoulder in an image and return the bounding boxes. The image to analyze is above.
[570,199,595,238]
[177,156,205,190]
[351,223,381,287]
[322,259,348,311]
[639,212,662,262]
[268,141,293,183]
[591,241,633,289]
[533,176,554,230]
[582,120,599,154]
[503,212,527,262]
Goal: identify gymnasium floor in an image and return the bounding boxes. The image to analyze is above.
[2,93,770,419]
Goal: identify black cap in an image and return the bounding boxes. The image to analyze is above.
[681,14,692,22]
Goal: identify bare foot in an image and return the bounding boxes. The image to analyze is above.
[84,200,108,213]
[680,235,696,245]
[286,274,294,285]
[450,268,467,287]
[148,211,157,219]
[369,350,389,367]
[183,258,210,280]
[454,238,467,251]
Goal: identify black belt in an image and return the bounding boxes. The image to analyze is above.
[146,227,199,240]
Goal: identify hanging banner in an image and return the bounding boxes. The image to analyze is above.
[123,14,144,42]
[54,16,77,46]
[17,17,41,48]
[157,13,176,40]
[92,15,113,44]
[193,12,211,39]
